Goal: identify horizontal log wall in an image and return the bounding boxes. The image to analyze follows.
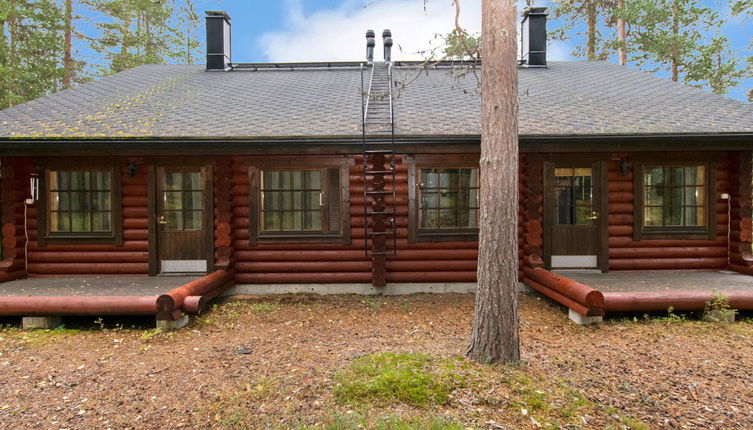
[4,150,742,283]
[21,159,150,275]
[1,158,32,280]
[728,151,753,273]
[521,154,543,274]
[385,155,481,283]
[606,153,732,271]
[233,156,371,284]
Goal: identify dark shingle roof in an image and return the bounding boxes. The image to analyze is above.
[1,61,752,139]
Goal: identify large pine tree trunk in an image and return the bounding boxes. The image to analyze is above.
[63,0,73,89]
[467,0,520,364]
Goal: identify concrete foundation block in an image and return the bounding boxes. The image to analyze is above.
[568,308,603,326]
[156,314,189,330]
[22,316,63,330]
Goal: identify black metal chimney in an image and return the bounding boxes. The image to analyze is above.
[382,29,393,63]
[520,7,547,67]
[366,30,376,65]
[206,11,231,71]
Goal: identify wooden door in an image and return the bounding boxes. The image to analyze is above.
[156,166,212,273]
[544,161,606,270]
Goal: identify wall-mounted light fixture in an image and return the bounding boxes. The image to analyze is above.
[619,158,630,177]
[127,161,138,178]
[26,173,39,204]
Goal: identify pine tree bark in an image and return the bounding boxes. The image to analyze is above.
[617,0,626,66]
[63,0,73,89]
[671,0,679,81]
[467,0,520,364]
[587,0,596,60]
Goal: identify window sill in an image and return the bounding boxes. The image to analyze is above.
[41,234,120,246]
[637,228,712,241]
[255,234,347,244]
[413,231,479,243]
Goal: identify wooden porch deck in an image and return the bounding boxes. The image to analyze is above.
[555,270,753,293]
[0,276,198,297]
[522,267,753,318]
[0,271,234,324]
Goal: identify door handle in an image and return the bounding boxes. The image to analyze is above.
[587,211,599,220]
[158,215,168,225]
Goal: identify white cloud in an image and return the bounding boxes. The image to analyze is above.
[258,0,569,63]
[548,39,574,61]
[259,0,482,62]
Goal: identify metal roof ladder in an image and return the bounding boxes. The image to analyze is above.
[360,61,397,287]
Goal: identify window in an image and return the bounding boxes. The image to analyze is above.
[635,161,714,239]
[248,160,348,243]
[49,170,112,232]
[39,167,122,245]
[261,170,325,232]
[643,165,705,228]
[554,167,593,225]
[162,169,204,231]
[416,167,479,240]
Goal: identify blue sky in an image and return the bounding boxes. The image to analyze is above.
[191,0,751,101]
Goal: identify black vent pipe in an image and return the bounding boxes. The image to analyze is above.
[366,30,375,65]
[382,29,392,63]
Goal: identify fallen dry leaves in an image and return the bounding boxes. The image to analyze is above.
[0,293,750,429]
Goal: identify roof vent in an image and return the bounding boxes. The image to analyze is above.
[520,7,547,67]
[366,30,376,65]
[382,29,393,63]
[206,11,232,71]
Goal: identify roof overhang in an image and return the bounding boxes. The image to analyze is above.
[0,133,751,156]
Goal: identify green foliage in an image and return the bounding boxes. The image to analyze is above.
[82,0,200,74]
[333,352,460,407]
[299,413,466,430]
[732,1,753,102]
[0,0,199,109]
[704,289,737,323]
[443,28,480,60]
[552,0,750,97]
[549,0,617,60]
[619,0,746,94]
[0,0,65,108]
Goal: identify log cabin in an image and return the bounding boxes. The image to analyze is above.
[0,8,752,321]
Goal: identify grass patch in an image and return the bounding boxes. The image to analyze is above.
[299,413,466,430]
[194,299,281,327]
[333,352,461,408]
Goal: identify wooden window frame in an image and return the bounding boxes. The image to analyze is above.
[37,164,123,246]
[407,154,480,243]
[634,158,717,241]
[247,156,351,245]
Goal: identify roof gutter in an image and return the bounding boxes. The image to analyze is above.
[0,133,751,156]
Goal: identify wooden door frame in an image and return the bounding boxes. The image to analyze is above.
[542,157,609,272]
[148,162,215,276]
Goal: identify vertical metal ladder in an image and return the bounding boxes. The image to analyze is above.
[360,61,397,283]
